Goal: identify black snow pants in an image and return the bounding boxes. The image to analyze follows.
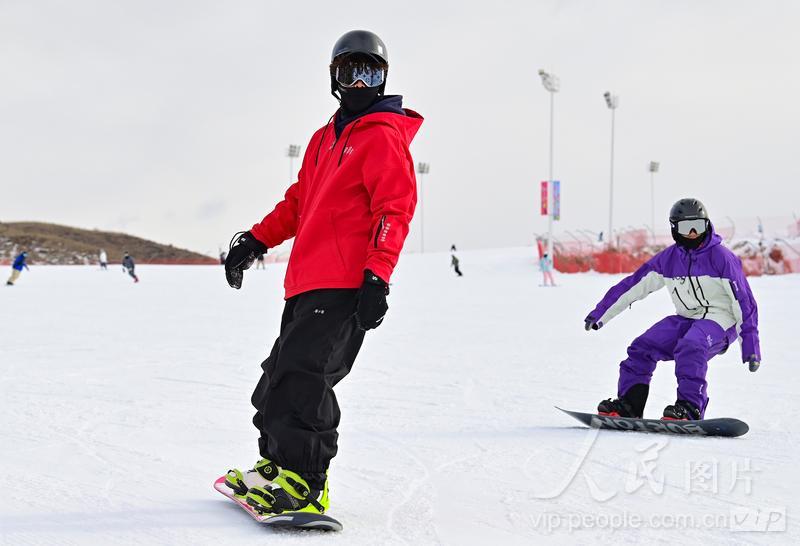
[251,288,365,490]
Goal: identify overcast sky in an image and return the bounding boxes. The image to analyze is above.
[2,0,799,255]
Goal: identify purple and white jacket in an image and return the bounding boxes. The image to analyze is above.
[587,226,761,361]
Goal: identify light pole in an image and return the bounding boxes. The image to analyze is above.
[416,162,430,253]
[604,91,619,248]
[648,161,659,244]
[538,69,560,259]
[286,144,301,184]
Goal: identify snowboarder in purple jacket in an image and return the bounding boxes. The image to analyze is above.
[584,199,761,420]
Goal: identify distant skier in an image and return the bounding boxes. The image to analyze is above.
[256,253,266,269]
[540,252,556,287]
[99,249,108,270]
[450,253,463,276]
[221,30,422,518]
[122,253,139,283]
[6,251,29,285]
[219,251,227,265]
[585,199,761,420]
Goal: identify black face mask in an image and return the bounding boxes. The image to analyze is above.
[672,229,707,250]
[339,85,380,116]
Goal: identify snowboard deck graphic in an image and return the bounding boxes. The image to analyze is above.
[214,476,343,531]
[557,407,749,438]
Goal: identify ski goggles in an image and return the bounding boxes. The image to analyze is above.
[672,218,708,235]
[335,60,386,88]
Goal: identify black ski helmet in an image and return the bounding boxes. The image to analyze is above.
[330,30,388,96]
[669,198,709,222]
[669,198,710,249]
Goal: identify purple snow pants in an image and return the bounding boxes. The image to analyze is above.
[618,315,730,417]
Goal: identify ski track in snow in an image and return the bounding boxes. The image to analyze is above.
[1,248,797,545]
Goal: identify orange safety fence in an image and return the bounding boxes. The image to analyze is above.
[550,231,800,277]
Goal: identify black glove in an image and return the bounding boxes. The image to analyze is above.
[746,355,760,373]
[225,231,268,289]
[584,317,601,331]
[356,270,388,331]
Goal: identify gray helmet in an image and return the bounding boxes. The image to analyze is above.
[669,198,709,222]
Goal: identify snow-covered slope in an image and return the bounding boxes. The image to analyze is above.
[1,248,797,545]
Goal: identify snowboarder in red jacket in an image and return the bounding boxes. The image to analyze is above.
[222,30,423,516]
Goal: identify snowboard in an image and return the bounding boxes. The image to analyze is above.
[213,476,343,531]
[557,407,749,438]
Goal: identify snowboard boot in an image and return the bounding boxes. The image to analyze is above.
[662,399,701,421]
[245,469,329,515]
[224,458,280,497]
[597,383,649,418]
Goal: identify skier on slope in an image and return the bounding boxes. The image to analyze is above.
[122,253,139,283]
[540,252,556,287]
[451,253,463,276]
[222,30,422,516]
[99,249,108,270]
[6,251,29,285]
[584,199,761,420]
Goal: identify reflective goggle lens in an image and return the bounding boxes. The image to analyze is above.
[335,62,385,88]
[674,219,708,235]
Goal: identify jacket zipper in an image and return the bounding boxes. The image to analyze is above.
[337,120,361,166]
[373,215,386,248]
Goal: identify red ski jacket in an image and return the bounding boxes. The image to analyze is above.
[251,107,423,299]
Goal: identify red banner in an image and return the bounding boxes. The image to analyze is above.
[541,181,548,215]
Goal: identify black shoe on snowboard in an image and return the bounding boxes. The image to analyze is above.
[597,398,636,417]
[597,384,649,418]
[663,399,701,421]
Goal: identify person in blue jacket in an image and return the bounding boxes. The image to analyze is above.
[7,252,29,285]
[540,253,556,287]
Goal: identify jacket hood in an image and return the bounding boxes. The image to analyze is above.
[365,107,423,145]
[335,95,423,144]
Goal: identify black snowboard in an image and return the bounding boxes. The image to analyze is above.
[557,407,748,438]
[257,512,343,531]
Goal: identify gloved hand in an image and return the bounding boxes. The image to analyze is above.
[356,270,388,331]
[584,317,601,331]
[746,355,760,372]
[225,231,268,289]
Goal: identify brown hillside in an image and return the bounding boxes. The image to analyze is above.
[0,222,216,265]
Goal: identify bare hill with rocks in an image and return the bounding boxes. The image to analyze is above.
[0,222,216,265]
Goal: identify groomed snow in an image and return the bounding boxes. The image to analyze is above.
[1,248,797,545]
